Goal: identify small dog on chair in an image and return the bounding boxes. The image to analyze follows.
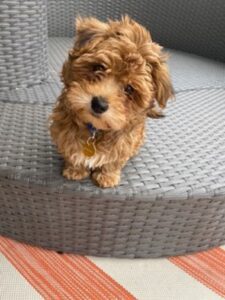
[50,16,173,188]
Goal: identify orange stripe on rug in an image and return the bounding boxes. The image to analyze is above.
[0,236,135,300]
[169,248,225,298]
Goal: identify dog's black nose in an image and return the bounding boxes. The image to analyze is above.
[91,96,108,114]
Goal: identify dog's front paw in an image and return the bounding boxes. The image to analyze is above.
[63,165,90,181]
[92,170,121,188]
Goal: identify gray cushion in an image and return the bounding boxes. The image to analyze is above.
[1,87,225,257]
[1,37,225,258]
[47,0,225,62]
[2,38,224,103]
[48,38,225,92]
[168,50,225,92]
[1,88,225,198]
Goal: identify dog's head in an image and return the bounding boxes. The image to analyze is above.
[61,16,173,130]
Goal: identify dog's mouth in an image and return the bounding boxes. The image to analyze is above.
[90,111,101,118]
[75,102,126,131]
[82,111,111,131]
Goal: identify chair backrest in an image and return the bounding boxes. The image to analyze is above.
[47,0,225,62]
[0,0,49,93]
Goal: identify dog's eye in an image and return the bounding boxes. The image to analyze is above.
[124,84,134,95]
[92,64,105,72]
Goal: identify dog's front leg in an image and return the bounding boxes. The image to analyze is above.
[63,162,90,181]
[91,161,124,188]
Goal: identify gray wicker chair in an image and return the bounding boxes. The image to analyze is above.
[0,0,225,258]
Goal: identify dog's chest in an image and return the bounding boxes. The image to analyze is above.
[80,153,107,169]
[71,132,114,169]
[72,148,107,169]
[71,131,123,169]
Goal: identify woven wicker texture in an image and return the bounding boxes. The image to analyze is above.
[0,90,224,256]
[1,38,225,103]
[1,178,224,258]
[0,2,225,258]
[0,0,49,92]
[1,88,225,198]
[47,38,225,93]
[47,0,225,62]
[0,88,225,257]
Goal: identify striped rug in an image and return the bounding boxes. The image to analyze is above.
[0,236,224,299]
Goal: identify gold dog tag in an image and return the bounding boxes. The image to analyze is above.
[83,140,96,157]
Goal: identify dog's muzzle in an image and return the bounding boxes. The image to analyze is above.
[91,96,108,114]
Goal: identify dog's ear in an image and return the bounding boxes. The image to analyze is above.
[74,17,108,48]
[61,59,70,86]
[147,43,174,108]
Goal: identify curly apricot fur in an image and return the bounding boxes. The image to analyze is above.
[50,16,173,188]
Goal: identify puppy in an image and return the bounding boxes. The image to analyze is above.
[50,16,173,188]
